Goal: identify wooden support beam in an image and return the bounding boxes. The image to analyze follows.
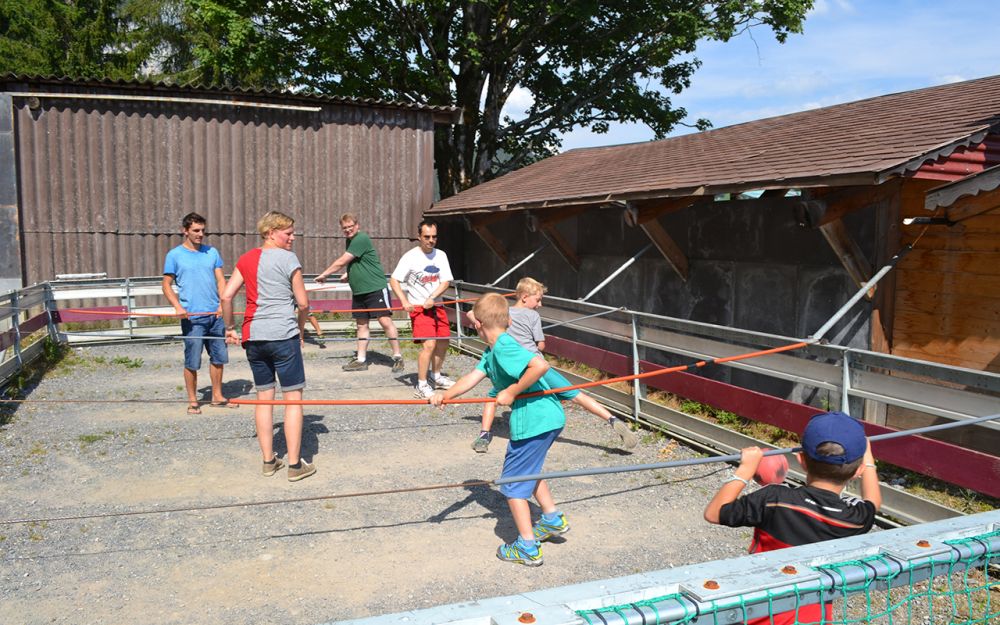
[819,218,873,294]
[465,216,510,264]
[803,181,901,227]
[625,197,697,226]
[524,208,585,271]
[536,204,589,226]
[639,220,689,282]
[538,222,580,271]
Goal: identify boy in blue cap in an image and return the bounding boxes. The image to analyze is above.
[431,292,567,566]
[704,411,882,625]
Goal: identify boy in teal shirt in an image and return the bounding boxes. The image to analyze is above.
[431,292,568,566]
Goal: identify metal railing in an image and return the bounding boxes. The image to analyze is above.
[325,509,1000,625]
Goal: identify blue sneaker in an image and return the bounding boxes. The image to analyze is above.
[496,538,543,566]
[532,513,570,542]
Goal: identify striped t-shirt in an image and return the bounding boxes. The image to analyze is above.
[235,247,302,343]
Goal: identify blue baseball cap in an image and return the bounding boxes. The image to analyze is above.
[802,412,867,464]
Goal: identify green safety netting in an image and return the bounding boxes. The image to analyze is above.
[578,529,999,625]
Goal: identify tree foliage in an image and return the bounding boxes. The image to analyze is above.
[0,1,813,198]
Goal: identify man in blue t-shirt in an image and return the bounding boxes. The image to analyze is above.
[162,212,231,414]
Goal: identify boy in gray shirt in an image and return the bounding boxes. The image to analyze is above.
[466,277,638,452]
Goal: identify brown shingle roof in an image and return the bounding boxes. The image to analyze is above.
[430,74,1000,215]
[1,74,462,121]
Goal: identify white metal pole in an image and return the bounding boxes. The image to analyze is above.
[579,243,652,302]
[487,244,547,287]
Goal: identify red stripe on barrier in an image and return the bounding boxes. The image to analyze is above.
[542,335,1000,499]
[0,312,52,351]
[55,306,130,323]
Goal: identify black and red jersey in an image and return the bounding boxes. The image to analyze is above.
[718,484,876,625]
[719,483,876,554]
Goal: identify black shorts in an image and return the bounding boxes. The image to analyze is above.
[352,288,392,320]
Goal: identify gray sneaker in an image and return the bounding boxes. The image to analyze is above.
[391,355,405,373]
[342,358,369,371]
[413,382,435,399]
[471,432,492,453]
[432,374,455,389]
[611,418,639,450]
[288,460,316,482]
[262,455,285,477]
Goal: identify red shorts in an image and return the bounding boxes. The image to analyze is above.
[410,306,450,342]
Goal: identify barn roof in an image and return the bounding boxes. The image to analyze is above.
[0,74,462,123]
[430,74,1000,215]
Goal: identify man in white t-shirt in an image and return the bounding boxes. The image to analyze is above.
[390,219,456,398]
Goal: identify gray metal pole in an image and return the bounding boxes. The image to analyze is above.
[810,245,913,342]
[487,244,546,287]
[841,351,851,414]
[44,283,59,345]
[579,243,652,302]
[11,290,22,367]
[454,283,463,350]
[495,412,1000,485]
[631,313,642,420]
[123,277,134,339]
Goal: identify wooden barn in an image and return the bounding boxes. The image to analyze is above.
[428,74,1000,426]
[0,76,460,293]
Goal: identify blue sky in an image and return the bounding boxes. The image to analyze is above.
[539,0,1000,151]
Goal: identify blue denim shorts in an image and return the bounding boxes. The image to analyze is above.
[181,315,229,371]
[244,337,305,392]
[499,427,562,499]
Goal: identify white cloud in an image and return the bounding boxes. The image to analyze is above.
[554,0,1000,152]
[501,86,535,120]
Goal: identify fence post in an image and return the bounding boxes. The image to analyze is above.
[841,351,851,414]
[631,312,643,420]
[454,283,463,351]
[44,283,59,345]
[123,277,134,339]
[11,289,22,367]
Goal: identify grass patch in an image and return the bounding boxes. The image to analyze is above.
[2,338,69,423]
[111,356,143,368]
[78,430,116,447]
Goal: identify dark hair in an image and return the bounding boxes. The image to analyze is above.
[182,212,206,230]
[417,218,437,234]
[801,442,862,483]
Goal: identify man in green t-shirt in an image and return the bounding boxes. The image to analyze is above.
[316,213,404,372]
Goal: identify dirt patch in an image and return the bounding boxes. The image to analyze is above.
[0,341,750,624]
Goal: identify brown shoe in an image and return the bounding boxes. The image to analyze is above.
[262,455,284,477]
[288,460,316,482]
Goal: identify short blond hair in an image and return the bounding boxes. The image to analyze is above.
[472,293,510,330]
[516,277,547,298]
[257,211,294,238]
[340,213,358,225]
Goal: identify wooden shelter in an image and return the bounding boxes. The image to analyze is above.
[429,75,1000,380]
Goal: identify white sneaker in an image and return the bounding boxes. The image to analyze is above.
[432,374,455,389]
[414,382,435,399]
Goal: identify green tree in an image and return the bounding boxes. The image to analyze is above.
[2,1,814,199]
[0,0,139,78]
[168,0,813,197]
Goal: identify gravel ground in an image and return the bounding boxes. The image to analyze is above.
[0,338,755,625]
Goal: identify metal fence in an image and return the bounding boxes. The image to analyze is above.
[326,509,1000,625]
[2,276,999,512]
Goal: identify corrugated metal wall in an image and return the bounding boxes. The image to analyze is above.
[13,94,436,284]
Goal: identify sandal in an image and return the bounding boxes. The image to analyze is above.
[209,400,238,409]
[187,404,202,415]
